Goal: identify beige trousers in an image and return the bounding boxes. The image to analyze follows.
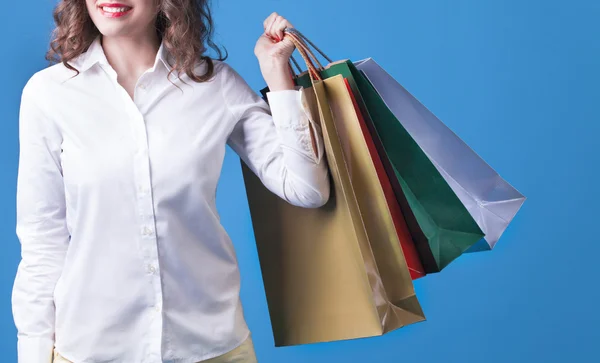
[52,336,258,363]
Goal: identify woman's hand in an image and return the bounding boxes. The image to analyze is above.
[254,12,296,92]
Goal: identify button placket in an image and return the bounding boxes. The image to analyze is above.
[115,80,164,360]
[135,76,153,105]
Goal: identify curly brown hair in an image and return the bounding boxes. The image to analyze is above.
[46,0,227,82]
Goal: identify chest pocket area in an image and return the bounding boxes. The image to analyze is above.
[60,114,136,206]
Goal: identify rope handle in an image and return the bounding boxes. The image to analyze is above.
[285,32,322,81]
[285,28,333,64]
[285,31,326,71]
[283,28,333,82]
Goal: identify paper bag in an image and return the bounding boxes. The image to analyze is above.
[242,41,425,345]
[355,58,526,251]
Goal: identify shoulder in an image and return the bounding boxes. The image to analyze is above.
[180,59,243,95]
[19,64,73,133]
[22,62,77,101]
[211,59,234,75]
[207,60,256,100]
[210,60,246,86]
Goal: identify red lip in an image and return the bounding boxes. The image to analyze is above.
[97,3,133,18]
[98,2,131,7]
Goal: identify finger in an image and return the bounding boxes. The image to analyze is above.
[263,12,278,31]
[267,15,284,40]
[270,16,287,40]
[274,18,293,41]
[265,15,279,38]
[281,36,296,51]
[259,33,275,45]
[266,14,280,38]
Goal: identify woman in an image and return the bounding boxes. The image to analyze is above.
[12,0,329,362]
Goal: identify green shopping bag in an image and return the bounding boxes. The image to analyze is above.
[276,30,484,272]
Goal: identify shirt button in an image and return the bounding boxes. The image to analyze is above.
[155,306,161,312]
[138,83,147,90]
[148,265,157,274]
[143,227,154,236]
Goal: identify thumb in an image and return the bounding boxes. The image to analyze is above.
[278,36,296,52]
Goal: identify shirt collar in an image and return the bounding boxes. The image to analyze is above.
[77,35,173,74]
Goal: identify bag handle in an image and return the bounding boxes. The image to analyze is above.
[289,56,303,75]
[285,28,333,64]
[286,31,326,71]
[284,28,335,80]
[285,32,322,81]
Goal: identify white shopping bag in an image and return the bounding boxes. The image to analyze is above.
[355,58,525,251]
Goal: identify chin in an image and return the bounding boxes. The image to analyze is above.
[92,17,140,38]
[97,26,131,38]
[94,28,122,39]
[91,17,154,40]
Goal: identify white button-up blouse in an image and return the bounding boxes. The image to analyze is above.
[12,36,330,363]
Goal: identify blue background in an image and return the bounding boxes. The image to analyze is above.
[1,0,598,362]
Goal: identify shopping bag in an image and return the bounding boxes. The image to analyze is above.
[355,58,526,252]
[293,61,436,274]
[282,41,426,279]
[344,79,425,279]
[260,46,425,281]
[287,30,484,272]
[242,34,425,346]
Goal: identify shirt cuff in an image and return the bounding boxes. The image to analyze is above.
[266,87,324,164]
[18,336,54,363]
[266,87,306,128]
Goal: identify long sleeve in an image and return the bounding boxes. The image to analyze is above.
[12,79,70,363]
[222,64,330,208]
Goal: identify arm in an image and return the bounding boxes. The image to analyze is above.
[12,78,70,363]
[224,63,330,208]
[225,12,329,208]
